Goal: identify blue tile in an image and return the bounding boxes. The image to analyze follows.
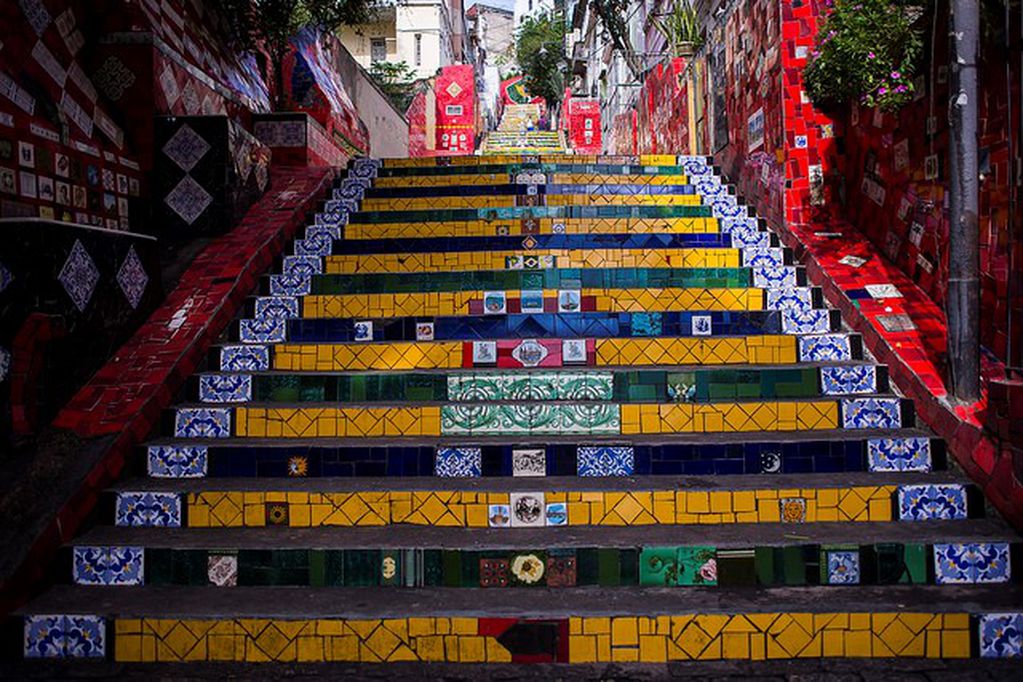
[199,374,252,403]
[175,407,232,438]
[73,546,144,586]
[435,447,481,477]
[799,334,852,362]
[220,345,270,371]
[820,365,877,395]
[577,446,634,476]
[979,613,1023,657]
[24,615,106,659]
[825,550,860,585]
[933,543,1011,584]
[897,484,968,521]
[867,437,932,472]
[147,445,208,478]
[115,491,182,527]
[841,397,902,429]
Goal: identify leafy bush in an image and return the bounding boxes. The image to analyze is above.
[515,11,566,107]
[803,0,924,112]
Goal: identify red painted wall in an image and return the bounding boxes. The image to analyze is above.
[435,65,477,155]
[566,98,602,154]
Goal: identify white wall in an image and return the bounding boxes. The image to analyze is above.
[513,0,555,27]
[397,1,454,79]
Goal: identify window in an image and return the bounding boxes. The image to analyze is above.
[446,105,463,116]
[370,38,386,63]
[414,33,422,66]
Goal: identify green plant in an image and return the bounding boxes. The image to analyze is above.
[368,60,418,112]
[652,0,704,55]
[515,11,566,107]
[803,0,924,112]
[590,0,643,78]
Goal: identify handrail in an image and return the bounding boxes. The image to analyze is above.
[0,217,158,242]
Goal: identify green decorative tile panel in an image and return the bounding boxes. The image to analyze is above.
[447,372,615,402]
[440,404,621,435]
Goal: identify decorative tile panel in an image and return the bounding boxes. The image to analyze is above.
[825,550,861,585]
[115,491,182,527]
[24,615,106,659]
[239,318,287,343]
[269,274,312,296]
[933,543,1011,584]
[867,437,932,472]
[73,546,144,586]
[164,175,212,225]
[979,613,1023,658]
[147,445,208,478]
[841,397,901,429]
[198,374,252,403]
[162,123,209,171]
[577,446,635,477]
[510,492,545,527]
[116,246,148,310]
[820,365,876,395]
[766,287,813,312]
[799,335,853,362]
[220,345,270,371]
[434,447,482,478]
[174,407,232,438]
[58,240,99,312]
[781,308,831,334]
[441,404,620,435]
[752,266,797,288]
[742,247,785,268]
[283,255,323,276]
[897,484,968,521]
[254,296,300,320]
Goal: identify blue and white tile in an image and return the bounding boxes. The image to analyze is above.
[681,156,712,175]
[294,233,333,256]
[841,397,901,429]
[752,266,797,289]
[317,206,351,225]
[867,437,932,472]
[722,216,758,233]
[73,546,144,586]
[147,445,208,478]
[115,491,182,527]
[270,273,312,296]
[781,308,831,334]
[933,543,1011,584]
[58,239,100,312]
[577,446,634,477]
[766,287,813,312]
[742,247,785,268]
[695,178,726,196]
[820,365,877,395]
[728,228,770,249]
[199,374,252,403]
[174,407,232,438]
[979,613,1023,658]
[712,202,746,219]
[255,296,300,320]
[897,484,968,521]
[799,334,853,362]
[239,317,287,343]
[545,502,568,526]
[283,255,322,276]
[220,345,270,371]
[306,225,341,241]
[25,615,106,659]
[435,447,482,477]
[825,550,860,585]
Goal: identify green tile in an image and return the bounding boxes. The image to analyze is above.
[423,549,444,587]
[717,549,757,587]
[619,548,639,585]
[324,550,345,586]
[576,548,599,585]
[639,547,678,586]
[442,550,461,587]
[309,550,325,587]
[344,550,380,586]
[597,548,620,586]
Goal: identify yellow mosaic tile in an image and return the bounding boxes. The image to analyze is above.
[544,194,702,206]
[273,341,462,371]
[185,485,896,528]
[112,612,970,663]
[323,248,741,274]
[300,288,764,319]
[343,217,720,240]
[235,407,442,438]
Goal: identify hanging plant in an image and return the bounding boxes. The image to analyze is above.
[651,0,705,57]
[803,0,924,113]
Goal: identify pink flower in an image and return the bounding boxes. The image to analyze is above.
[867,52,876,59]
[878,86,888,95]
[891,71,902,79]
[699,559,717,582]
[896,85,908,93]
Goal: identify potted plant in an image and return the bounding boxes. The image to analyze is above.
[652,0,704,58]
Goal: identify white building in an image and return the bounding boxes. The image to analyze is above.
[339,0,457,80]
[514,0,556,27]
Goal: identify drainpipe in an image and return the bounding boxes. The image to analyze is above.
[947,0,980,402]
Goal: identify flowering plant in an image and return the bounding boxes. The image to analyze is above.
[803,0,924,112]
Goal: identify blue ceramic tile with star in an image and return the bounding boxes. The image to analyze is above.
[826,550,860,585]
[742,247,785,268]
[841,397,901,429]
[174,407,231,438]
[897,484,968,521]
[435,447,482,477]
[799,334,853,362]
[73,546,144,586]
[115,491,182,527]
[199,374,252,403]
[820,365,877,395]
[254,296,300,320]
[577,446,635,476]
[933,543,1011,584]
[147,445,208,478]
[24,615,106,659]
[752,266,797,288]
[781,309,831,334]
[979,613,1023,658]
[866,437,931,472]
[269,273,312,296]
[766,287,813,312]
[239,317,287,343]
[283,255,322,276]
[220,345,270,371]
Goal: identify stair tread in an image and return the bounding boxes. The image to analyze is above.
[20,583,1023,618]
[73,518,1020,549]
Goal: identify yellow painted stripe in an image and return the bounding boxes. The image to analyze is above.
[300,288,765,319]
[114,612,970,662]
[184,484,896,528]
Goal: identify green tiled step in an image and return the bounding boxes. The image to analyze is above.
[194,365,888,404]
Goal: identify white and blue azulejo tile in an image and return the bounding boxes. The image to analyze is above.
[752,266,797,289]
[306,225,341,241]
[577,446,635,477]
[781,308,831,334]
[199,374,252,403]
[825,550,860,585]
[294,233,333,256]
[766,287,813,312]
[220,345,270,371]
[729,229,770,250]
[270,273,311,296]
[283,255,322,276]
[979,613,1023,658]
[116,491,182,527]
[867,437,931,472]
[255,296,300,320]
[681,156,712,175]
[897,484,968,521]
[933,543,1011,584]
[695,178,726,197]
[147,445,208,478]
[742,247,785,268]
[435,447,482,477]
[25,615,106,659]
[711,198,746,219]
[239,317,286,344]
[820,365,877,395]
[799,334,853,362]
[841,397,901,429]
[73,546,144,586]
[175,407,231,438]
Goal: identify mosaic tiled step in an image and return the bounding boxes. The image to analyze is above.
[257,334,862,372]
[67,522,1020,588]
[257,310,842,344]
[21,584,1023,661]
[359,194,707,212]
[172,396,913,439]
[296,287,823,320]
[144,433,943,479]
[107,472,982,528]
[341,216,727,239]
[372,173,698,188]
[382,153,692,167]
[319,247,761,274]
[296,267,806,294]
[348,206,723,225]
[364,183,714,199]
[195,365,888,405]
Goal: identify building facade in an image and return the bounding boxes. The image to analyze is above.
[339,0,458,80]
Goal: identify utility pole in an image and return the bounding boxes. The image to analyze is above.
[947,0,980,401]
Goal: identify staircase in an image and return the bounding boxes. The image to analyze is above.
[17,152,1022,667]
[480,103,566,155]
